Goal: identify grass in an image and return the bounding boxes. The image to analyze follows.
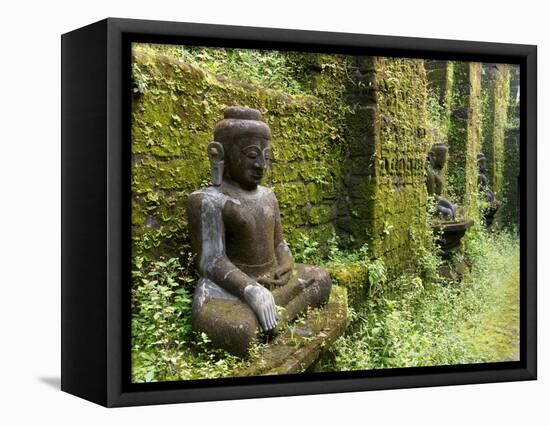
[322,230,520,370]
[457,257,519,362]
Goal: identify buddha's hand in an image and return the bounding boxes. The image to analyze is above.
[274,261,293,281]
[257,262,294,288]
[243,283,277,332]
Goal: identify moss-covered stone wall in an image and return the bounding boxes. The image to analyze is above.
[481,64,511,196]
[500,64,521,228]
[501,127,520,227]
[447,61,482,221]
[133,46,515,287]
[425,60,454,135]
[337,57,430,271]
[131,46,347,265]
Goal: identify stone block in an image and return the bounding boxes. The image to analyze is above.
[236,286,348,376]
[308,204,336,225]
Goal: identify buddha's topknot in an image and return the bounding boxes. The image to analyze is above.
[223,106,263,121]
[214,106,271,144]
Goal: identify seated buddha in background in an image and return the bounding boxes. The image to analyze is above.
[477,153,495,202]
[426,142,457,219]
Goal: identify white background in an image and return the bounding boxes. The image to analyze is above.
[0,0,546,424]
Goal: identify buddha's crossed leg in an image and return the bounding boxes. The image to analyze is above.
[191,264,332,357]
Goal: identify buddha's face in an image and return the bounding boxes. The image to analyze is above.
[428,145,448,170]
[225,135,271,190]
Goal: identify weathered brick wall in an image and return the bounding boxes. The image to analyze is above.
[425,60,449,105]
[131,46,347,264]
[502,127,520,227]
[500,64,521,228]
[447,61,482,221]
[337,57,430,271]
[336,57,376,245]
[481,64,511,196]
[425,60,454,134]
[132,46,434,276]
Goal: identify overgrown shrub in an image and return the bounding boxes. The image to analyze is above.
[131,257,247,382]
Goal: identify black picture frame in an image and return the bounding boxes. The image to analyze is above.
[61,17,537,407]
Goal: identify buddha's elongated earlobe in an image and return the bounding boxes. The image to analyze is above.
[208,141,224,186]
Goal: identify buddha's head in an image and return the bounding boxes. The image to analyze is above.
[428,143,448,170]
[209,106,271,190]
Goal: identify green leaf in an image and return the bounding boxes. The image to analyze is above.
[144,371,155,382]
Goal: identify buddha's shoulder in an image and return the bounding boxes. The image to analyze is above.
[188,185,276,206]
[257,185,275,197]
[187,187,240,209]
[189,186,219,198]
[255,185,278,203]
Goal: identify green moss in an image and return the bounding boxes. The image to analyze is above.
[327,262,369,305]
[132,45,492,286]
[500,127,520,228]
[491,65,511,195]
[307,204,335,225]
[497,65,520,229]
[481,64,510,199]
[132,45,348,264]
[447,61,482,222]
[359,57,431,273]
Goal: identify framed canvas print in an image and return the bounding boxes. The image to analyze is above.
[61,18,537,407]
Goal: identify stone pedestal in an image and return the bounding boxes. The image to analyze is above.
[433,219,474,258]
[483,200,501,227]
[236,286,348,376]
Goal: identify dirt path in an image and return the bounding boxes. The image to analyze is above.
[459,259,520,362]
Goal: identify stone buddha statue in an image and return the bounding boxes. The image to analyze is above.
[477,153,495,202]
[426,142,457,219]
[477,152,500,226]
[186,106,332,357]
